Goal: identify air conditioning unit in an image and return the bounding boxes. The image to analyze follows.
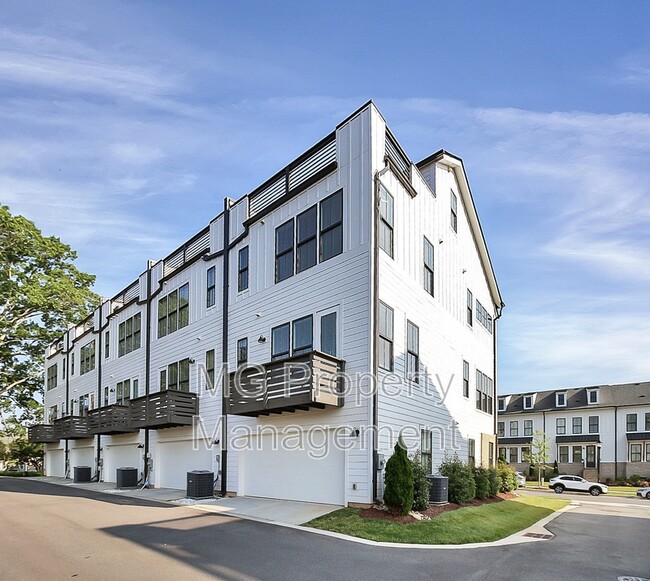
[187,470,214,499]
[428,475,449,505]
[116,467,138,488]
[73,466,91,483]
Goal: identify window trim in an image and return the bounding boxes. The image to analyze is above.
[275,219,295,283]
[523,395,533,410]
[524,419,533,436]
[118,313,141,357]
[556,392,567,407]
[450,190,458,232]
[509,421,518,437]
[378,186,394,258]
[406,320,419,383]
[319,190,343,263]
[207,265,216,307]
[238,246,249,292]
[462,360,470,398]
[271,323,291,361]
[626,413,637,432]
[292,315,313,356]
[236,338,248,367]
[572,416,582,435]
[467,289,473,327]
[80,340,96,375]
[296,207,317,274]
[423,237,434,296]
[587,388,599,404]
[378,301,394,371]
[556,417,566,435]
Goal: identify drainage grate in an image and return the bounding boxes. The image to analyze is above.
[523,532,553,540]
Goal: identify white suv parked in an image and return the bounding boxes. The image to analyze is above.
[549,475,608,496]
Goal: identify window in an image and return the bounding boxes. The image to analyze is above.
[521,446,530,462]
[489,442,495,466]
[69,399,75,416]
[509,421,518,437]
[378,302,394,371]
[423,237,434,296]
[320,191,343,262]
[295,207,317,273]
[523,395,533,410]
[378,186,394,258]
[509,447,518,464]
[450,190,458,232]
[205,350,215,387]
[497,421,505,438]
[556,418,566,435]
[80,340,96,375]
[79,394,90,417]
[116,379,131,405]
[556,392,566,407]
[237,247,249,291]
[237,338,248,367]
[271,323,291,361]
[158,284,189,338]
[103,386,109,406]
[105,331,110,359]
[498,447,507,461]
[132,378,139,399]
[159,369,167,391]
[646,412,650,432]
[646,443,650,463]
[71,353,75,375]
[463,360,469,398]
[406,321,419,382]
[119,313,141,356]
[320,312,337,356]
[275,219,294,283]
[572,446,582,464]
[572,417,582,434]
[630,443,642,462]
[587,389,599,404]
[627,413,637,432]
[476,301,493,333]
[207,266,216,306]
[559,446,569,463]
[476,369,493,414]
[62,358,66,380]
[524,419,533,436]
[166,358,190,392]
[468,438,476,466]
[467,289,473,326]
[46,364,58,390]
[421,430,432,473]
[48,405,58,423]
[498,398,505,412]
[292,315,313,355]
[588,416,599,434]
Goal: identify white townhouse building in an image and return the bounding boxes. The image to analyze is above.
[30,101,504,506]
[497,382,650,482]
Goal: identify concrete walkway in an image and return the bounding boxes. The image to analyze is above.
[33,476,187,501]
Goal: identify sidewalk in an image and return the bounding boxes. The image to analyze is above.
[33,476,187,501]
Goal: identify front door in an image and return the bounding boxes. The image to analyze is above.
[586,445,596,468]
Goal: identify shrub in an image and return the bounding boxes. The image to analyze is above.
[498,464,518,492]
[474,466,490,500]
[439,454,476,504]
[384,442,414,515]
[628,474,642,486]
[410,452,431,511]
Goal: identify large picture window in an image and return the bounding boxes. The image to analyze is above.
[476,369,493,414]
[80,340,96,375]
[119,313,141,356]
[158,284,189,338]
[47,364,58,390]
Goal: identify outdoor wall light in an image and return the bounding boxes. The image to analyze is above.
[258,335,267,343]
[350,428,360,437]
[137,444,144,449]
[188,358,196,364]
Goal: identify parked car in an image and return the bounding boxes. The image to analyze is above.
[637,486,650,499]
[515,471,526,488]
[549,475,608,496]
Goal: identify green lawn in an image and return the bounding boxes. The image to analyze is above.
[0,470,43,477]
[305,495,569,544]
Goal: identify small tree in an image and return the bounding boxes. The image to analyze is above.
[410,452,431,511]
[439,454,476,504]
[523,430,552,487]
[487,467,500,497]
[9,438,43,472]
[474,467,490,500]
[384,441,414,515]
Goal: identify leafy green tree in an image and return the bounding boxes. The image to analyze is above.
[410,452,431,511]
[384,441,414,515]
[0,205,99,422]
[8,438,43,472]
[523,430,552,486]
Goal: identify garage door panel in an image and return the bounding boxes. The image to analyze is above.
[46,449,64,477]
[70,447,94,470]
[103,444,141,483]
[158,441,213,490]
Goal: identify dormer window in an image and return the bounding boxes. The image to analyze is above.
[556,392,567,407]
[498,398,506,412]
[523,395,534,410]
[587,389,599,404]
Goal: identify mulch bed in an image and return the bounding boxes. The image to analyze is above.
[359,492,519,524]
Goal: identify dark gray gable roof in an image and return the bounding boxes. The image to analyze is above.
[499,381,650,415]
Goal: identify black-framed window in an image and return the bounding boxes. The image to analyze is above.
[463,360,469,398]
[119,313,141,356]
[626,413,637,432]
[132,378,139,399]
[275,219,294,283]
[80,340,95,375]
[237,338,248,367]
[476,369,493,414]
[46,364,58,390]
[451,190,458,232]
[559,446,569,463]
[524,419,533,436]
[320,190,343,262]
[556,418,566,435]
[271,323,290,360]
[476,300,493,333]
[572,417,582,434]
[509,447,518,464]
[467,289,473,326]
[378,301,394,371]
[497,421,505,438]
[207,266,216,307]
[588,416,599,434]
[630,443,642,462]
[510,421,518,437]
[421,429,432,473]
[238,246,249,291]
[205,350,215,387]
[158,284,189,338]
[320,312,337,356]
[62,358,66,380]
[588,389,598,404]
[378,186,394,258]
[406,321,419,382]
[523,395,533,409]
[646,412,650,432]
[105,331,110,359]
[572,446,582,463]
[116,379,131,405]
[468,438,476,466]
[297,207,317,273]
[556,392,567,407]
[423,237,434,296]
[498,398,505,411]
[292,315,313,356]
[166,358,190,392]
[71,353,74,375]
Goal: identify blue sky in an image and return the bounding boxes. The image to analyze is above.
[2,1,650,393]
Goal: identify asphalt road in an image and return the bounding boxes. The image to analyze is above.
[1,477,649,581]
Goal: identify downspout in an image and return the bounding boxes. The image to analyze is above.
[95,310,103,481]
[64,330,70,478]
[143,266,152,486]
[614,406,618,480]
[492,305,503,466]
[221,199,232,496]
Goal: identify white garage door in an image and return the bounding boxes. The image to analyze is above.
[70,446,94,470]
[46,449,64,477]
[242,431,345,505]
[157,441,213,490]
[103,444,141,483]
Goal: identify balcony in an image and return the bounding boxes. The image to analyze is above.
[28,424,59,443]
[130,389,198,429]
[88,404,137,435]
[53,416,91,440]
[228,351,345,417]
